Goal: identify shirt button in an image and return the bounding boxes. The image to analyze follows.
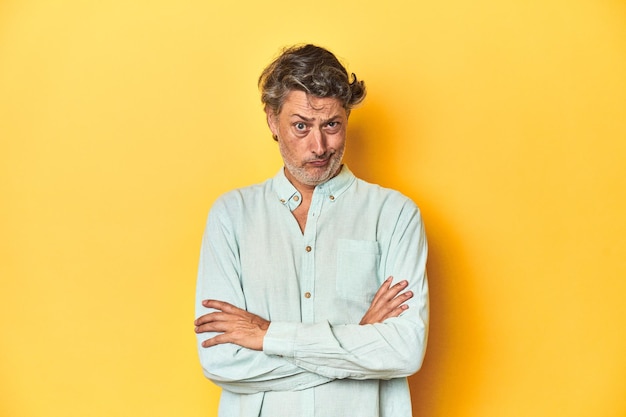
[304,292,311,298]
[293,195,300,202]
[305,245,312,252]
[279,199,286,204]
[329,195,335,201]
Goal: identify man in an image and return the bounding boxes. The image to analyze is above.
[194,44,429,417]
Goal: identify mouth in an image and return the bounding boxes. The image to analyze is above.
[307,158,330,167]
[306,153,334,167]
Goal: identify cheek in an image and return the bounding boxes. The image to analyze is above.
[329,134,346,150]
[279,141,303,161]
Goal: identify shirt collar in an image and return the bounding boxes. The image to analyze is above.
[273,165,356,211]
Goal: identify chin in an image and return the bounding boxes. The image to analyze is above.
[285,158,342,187]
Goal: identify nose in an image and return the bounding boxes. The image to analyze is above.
[310,129,327,156]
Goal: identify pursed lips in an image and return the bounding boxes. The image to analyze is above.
[305,152,334,167]
[307,158,330,167]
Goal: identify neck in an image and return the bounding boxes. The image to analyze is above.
[283,169,317,200]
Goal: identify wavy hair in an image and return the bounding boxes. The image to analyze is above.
[258,44,366,116]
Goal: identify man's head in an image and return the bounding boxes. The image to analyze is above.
[258,44,366,119]
[258,45,366,190]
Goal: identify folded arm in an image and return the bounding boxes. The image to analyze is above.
[195,195,428,390]
[195,276,414,390]
[195,276,412,349]
[195,200,333,394]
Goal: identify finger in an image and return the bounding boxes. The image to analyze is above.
[195,311,222,326]
[202,299,237,311]
[381,280,409,303]
[195,314,244,334]
[385,290,413,312]
[195,311,241,326]
[370,290,413,322]
[202,300,254,319]
[201,333,231,348]
[371,279,408,308]
[373,292,413,322]
[385,303,410,320]
[194,313,214,326]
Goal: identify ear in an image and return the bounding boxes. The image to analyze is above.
[265,107,279,137]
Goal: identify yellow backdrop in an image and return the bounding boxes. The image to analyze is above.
[1,1,625,416]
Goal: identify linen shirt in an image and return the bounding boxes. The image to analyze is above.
[195,165,429,417]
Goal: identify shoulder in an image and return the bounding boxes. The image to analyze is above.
[352,177,419,212]
[209,178,273,216]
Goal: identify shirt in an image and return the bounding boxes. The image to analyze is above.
[195,165,429,417]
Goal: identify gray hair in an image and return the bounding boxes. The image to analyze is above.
[258,44,366,116]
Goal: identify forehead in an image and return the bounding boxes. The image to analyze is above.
[280,90,345,118]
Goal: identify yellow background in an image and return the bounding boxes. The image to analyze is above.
[1,0,625,416]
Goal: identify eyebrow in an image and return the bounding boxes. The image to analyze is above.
[290,113,342,123]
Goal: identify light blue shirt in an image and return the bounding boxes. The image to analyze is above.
[195,166,429,417]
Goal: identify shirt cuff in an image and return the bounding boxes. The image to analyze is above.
[263,321,298,357]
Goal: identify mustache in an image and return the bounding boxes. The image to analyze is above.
[305,150,336,163]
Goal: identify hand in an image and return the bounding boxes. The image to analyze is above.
[359,276,413,325]
[194,300,270,351]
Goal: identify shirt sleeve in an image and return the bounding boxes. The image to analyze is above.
[195,197,333,394]
[263,201,429,380]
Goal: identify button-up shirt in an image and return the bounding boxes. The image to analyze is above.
[195,166,429,417]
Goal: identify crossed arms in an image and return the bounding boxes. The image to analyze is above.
[195,276,413,350]
[194,195,429,394]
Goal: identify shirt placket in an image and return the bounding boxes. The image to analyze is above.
[299,187,325,324]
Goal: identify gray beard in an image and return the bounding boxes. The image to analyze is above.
[280,145,345,187]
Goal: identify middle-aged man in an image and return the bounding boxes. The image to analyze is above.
[194,44,429,417]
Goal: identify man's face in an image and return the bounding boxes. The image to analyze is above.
[267,90,348,190]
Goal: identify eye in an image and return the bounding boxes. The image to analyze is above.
[325,121,341,131]
[294,122,307,131]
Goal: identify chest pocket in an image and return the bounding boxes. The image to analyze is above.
[336,239,381,303]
